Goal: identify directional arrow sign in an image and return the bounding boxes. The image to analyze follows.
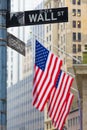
[7,32,25,56]
[6,7,68,28]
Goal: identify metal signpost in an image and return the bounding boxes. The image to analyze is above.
[0,0,10,129]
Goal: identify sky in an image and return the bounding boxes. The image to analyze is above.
[25,0,43,10]
[12,0,43,12]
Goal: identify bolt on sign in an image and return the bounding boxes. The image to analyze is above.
[6,7,68,28]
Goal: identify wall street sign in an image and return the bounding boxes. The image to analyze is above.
[7,33,25,56]
[6,7,68,28]
[25,7,68,25]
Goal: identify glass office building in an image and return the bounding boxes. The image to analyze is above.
[7,74,44,130]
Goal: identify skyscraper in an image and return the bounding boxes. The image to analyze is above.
[7,74,44,130]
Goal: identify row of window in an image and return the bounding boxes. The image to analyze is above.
[73,21,81,28]
[73,44,81,53]
[72,0,81,5]
[46,35,51,42]
[72,9,81,16]
[68,116,80,127]
[46,25,51,32]
[73,32,81,42]
[46,122,52,130]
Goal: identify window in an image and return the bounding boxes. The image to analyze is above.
[70,119,72,126]
[68,120,70,127]
[73,118,75,125]
[73,21,76,28]
[50,123,51,128]
[58,34,59,40]
[77,0,81,5]
[63,0,65,6]
[49,24,51,31]
[73,44,76,53]
[49,2,51,8]
[72,9,76,16]
[73,32,76,41]
[47,26,48,32]
[77,9,81,16]
[61,25,63,31]
[49,45,51,51]
[78,44,81,52]
[49,35,51,41]
[73,56,77,64]
[77,21,81,28]
[63,34,65,43]
[61,36,63,43]
[78,56,81,64]
[47,124,48,129]
[78,33,81,41]
[63,23,65,29]
[76,117,78,124]
[47,37,48,42]
[85,45,87,50]
[72,0,76,4]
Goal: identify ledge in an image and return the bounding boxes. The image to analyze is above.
[73,64,87,74]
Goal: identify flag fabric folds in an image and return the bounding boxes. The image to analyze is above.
[52,92,74,130]
[33,40,63,111]
[47,70,74,129]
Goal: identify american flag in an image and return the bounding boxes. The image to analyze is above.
[52,92,74,130]
[32,40,62,111]
[48,70,74,121]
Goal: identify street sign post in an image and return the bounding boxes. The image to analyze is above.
[7,32,25,56]
[6,7,68,28]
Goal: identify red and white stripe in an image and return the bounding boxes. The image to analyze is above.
[32,52,62,111]
[53,93,74,130]
[48,71,74,121]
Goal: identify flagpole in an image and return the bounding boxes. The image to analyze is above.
[30,32,80,77]
[53,45,81,64]
[30,32,81,64]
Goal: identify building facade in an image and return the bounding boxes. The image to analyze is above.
[7,74,44,130]
[67,109,80,130]
[44,0,86,130]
